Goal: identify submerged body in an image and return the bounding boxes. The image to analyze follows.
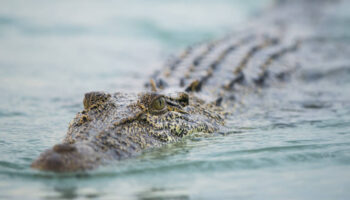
[32,0,350,171]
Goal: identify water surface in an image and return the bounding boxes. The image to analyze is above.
[0,0,350,199]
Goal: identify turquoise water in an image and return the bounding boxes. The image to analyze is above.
[1,0,350,199]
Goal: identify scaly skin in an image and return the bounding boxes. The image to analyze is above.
[32,0,349,171]
[31,92,224,171]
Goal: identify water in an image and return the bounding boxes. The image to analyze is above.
[1,0,350,199]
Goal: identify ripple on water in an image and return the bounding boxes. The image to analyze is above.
[0,161,24,170]
[1,0,350,199]
[0,110,27,118]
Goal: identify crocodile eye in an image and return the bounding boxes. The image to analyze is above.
[151,97,166,111]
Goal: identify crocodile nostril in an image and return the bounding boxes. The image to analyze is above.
[83,91,111,110]
[53,144,77,153]
[45,152,64,170]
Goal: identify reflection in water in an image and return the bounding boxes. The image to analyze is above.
[137,187,189,200]
[50,186,78,200]
[46,185,102,200]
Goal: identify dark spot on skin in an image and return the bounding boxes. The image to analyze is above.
[228,95,235,101]
[234,72,245,84]
[53,144,77,153]
[276,72,290,81]
[82,115,89,122]
[180,78,185,87]
[210,61,219,70]
[178,93,189,106]
[224,46,236,54]
[193,57,202,66]
[185,80,202,92]
[215,97,223,106]
[224,72,245,90]
[170,59,181,70]
[156,79,168,89]
[254,71,269,86]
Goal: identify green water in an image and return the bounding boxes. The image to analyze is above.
[1,0,350,199]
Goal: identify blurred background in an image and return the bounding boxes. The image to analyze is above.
[0,0,270,96]
[1,0,350,200]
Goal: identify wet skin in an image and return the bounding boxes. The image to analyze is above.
[31,91,224,171]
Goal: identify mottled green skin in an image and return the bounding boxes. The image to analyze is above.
[31,91,224,171]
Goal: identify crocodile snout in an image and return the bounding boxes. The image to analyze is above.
[31,143,100,172]
[31,148,68,172]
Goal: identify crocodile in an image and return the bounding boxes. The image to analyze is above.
[31,0,350,172]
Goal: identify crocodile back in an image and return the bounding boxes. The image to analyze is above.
[147,0,350,106]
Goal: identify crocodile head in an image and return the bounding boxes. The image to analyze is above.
[31,91,224,172]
